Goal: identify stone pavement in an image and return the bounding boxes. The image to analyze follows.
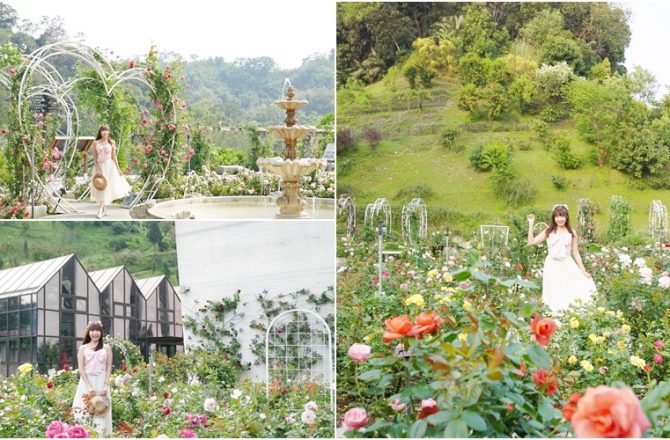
[47,200,132,220]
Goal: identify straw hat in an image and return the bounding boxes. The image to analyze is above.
[92,173,107,191]
[89,394,110,417]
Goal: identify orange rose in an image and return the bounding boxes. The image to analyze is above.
[383,316,414,343]
[532,368,557,395]
[571,386,650,438]
[530,315,557,347]
[410,312,445,339]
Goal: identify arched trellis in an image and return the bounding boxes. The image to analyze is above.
[8,41,178,211]
[401,198,427,243]
[364,198,392,234]
[337,195,356,238]
[480,224,509,255]
[265,309,334,414]
[649,200,668,243]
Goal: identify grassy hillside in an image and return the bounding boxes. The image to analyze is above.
[0,222,178,285]
[337,76,670,238]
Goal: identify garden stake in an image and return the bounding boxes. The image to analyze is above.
[377,221,384,296]
[444,227,450,264]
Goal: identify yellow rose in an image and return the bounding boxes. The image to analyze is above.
[568,355,577,365]
[435,295,449,305]
[621,325,631,335]
[607,349,617,356]
[580,360,594,373]
[458,333,468,344]
[463,300,473,311]
[616,310,624,319]
[444,274,453,283]
[606,311,615,317]
[617,340,626,350]
[570,318,580,329]
[630,355,646,370]
[588,333,598,344]
[603,331,611,338]
[427,269,438,278]
[405,294,425,307]
[17,363,32,375]
[363,335,372,343]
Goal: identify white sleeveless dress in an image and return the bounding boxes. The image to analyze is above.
[72,346,112,435]
[90,141,131,204]
[542,231,596,312]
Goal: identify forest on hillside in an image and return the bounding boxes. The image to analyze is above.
[338,2,670,191]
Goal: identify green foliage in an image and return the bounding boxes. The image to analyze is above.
[458,82,510,121]
[469,141,511,172]
[394,184,434,201]
[403,65,418,89]
[459,4,509,58]
[612,128,670,178]
[439,128,462,151]
[532,119,554,150]
[417,66,436,88]
[577,198,597,244]
[186,127,211,173]
[607,195,632,242]
[555,136,582,169]
[245,125,271,171]
[492,171,537,207]
[212,147,246,167]
[551,174,567,191]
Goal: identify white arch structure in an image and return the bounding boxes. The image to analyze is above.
[364,197,392,234]
[265,309,334,414]
[5,41,178,211]
[649,200,668,243]
[337,195,356,238]
[401,198,427,243]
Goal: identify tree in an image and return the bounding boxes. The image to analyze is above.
[612,128,670,178]
[147,222,164,271]
[187,127,211,173]
[403,64,418,89]
[569,77,628,166]
[459,5,509,58]
[0,3,17,29]
[245,125,271,171]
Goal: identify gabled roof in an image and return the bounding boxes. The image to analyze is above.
[88,266,124,292]
[135,275,165,299]
[0,255,73,298]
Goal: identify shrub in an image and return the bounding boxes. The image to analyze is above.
[109,239,128,251]
[551,174,567,190]
[492,169,536,207]
[518,140,532,151]
[395,184,434,201]
[403,64,418,89]
[362,127,382,149]
[439,128,462,151]
[555,136,582,169]
[532,119,553,150]
[418,66,436,88]
[336,127,356,154]
[469,141,511,172]
[212,147,246,167]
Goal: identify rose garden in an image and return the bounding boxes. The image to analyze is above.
[337,196,670,437]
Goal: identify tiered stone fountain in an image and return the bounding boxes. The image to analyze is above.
[145,81,334,220]
[257,84,326,219]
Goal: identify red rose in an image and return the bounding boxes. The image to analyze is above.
[383,316,414,343]
[162,406,171,416]
[532,369,558,395]
[280,386,286,394]
[163,392,169,399]
[47,381,53,389]
[529,315,557,347]
[129,60,135,68]
[0,129,7,135]
[417,398,439,419]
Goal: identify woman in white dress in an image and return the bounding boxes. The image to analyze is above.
[72,321,113,436]
[90,125,131,218]
[527,205,596,313]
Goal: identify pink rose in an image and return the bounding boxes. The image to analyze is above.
[53,434,68,439]
[653,353,663,364]
[347,343,371,363]
[571,386,650,438]
[46,421,69,438]
[390,399,406,412]
[342,407,369,431]
[168,124,176,131]
[179,429,198,438]
[129,60,135,68]
[654,340,665,350]
[66,425,89,438]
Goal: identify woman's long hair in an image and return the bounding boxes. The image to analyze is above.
[95,125,113,144]
[83,321,104,351]
[546,205,574,237]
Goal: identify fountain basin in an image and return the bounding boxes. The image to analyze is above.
[274,99,308,111]
[268,125,314,143]
[257,157,326,179]
[147,195,335,219]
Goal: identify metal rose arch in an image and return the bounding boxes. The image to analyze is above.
[13,41,178,212]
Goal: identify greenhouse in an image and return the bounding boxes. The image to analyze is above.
[0,255,182,376]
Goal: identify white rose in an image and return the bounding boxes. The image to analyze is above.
[230,389,242,399]
[204,398,216,412]
[301,409,316,425]
[304,401,318,412]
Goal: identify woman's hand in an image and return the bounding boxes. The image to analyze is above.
[527,213,535,224]
[582,270,592,279]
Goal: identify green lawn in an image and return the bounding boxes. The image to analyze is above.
[337,79,670,238]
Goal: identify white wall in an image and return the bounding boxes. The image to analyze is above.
[175,221,334,380]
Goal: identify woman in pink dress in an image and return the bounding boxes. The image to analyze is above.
[527,205,596,313]
[71,321,113,435]
[90,125,131,218]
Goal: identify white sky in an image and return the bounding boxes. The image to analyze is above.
[623,1,670,96]
[6,0,335,69]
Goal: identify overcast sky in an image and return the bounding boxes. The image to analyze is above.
[6,0,334,69]
[623,1,670,96]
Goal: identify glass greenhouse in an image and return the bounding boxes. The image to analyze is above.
[0,255,183,376]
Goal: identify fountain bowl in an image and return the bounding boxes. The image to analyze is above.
[147,195,335,220]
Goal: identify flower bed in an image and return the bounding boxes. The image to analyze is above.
[0,352,332,438]
[337,232,670,437]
